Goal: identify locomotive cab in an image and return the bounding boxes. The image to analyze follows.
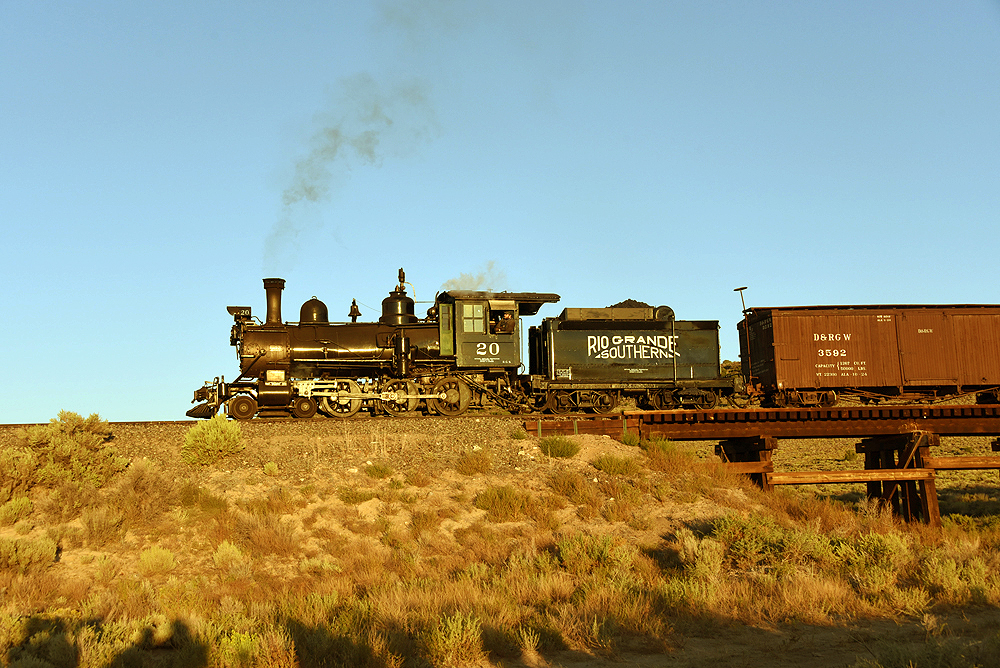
[435,291,560,369]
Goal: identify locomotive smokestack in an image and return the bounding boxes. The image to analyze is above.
[263,278,285,325]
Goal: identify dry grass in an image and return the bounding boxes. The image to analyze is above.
[591,453,642,476]
[455,449,492,475]
[4,414,1000,667]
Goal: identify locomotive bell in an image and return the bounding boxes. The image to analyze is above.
[349,299,362,323]
[300,296,329,323]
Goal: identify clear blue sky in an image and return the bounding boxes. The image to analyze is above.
[3,1,998,423]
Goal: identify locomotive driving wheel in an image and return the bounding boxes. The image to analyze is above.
[290,396,318,419]
[321,379,362,418]
[381,379,418,416]
[429,377,472,416]
[228,395,257,421]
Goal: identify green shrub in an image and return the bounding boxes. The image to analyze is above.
[364,462,394,479]
[182,414,244,465]
[337,487,376,505]
[549,470,603,512]
[213,540,253,580]
[0,496,33,526]
[82,505,126,547]
[538,436,580,458]
[620,431,641,447]
[0,536,57,574]
[3,411,125,492]
[423,612,485,668]
[642,437,696,474]
[138,546,177,576]
[474,485,533,522]
[591,454,642,476]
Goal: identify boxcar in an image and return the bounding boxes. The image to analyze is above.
[528,305,732,412]
[737,305,1000,406]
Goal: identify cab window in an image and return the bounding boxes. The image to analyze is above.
[463,304,484,333]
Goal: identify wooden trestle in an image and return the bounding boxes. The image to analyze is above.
[523,405,1000,527]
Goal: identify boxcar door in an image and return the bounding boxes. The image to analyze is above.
[896,311,957,385]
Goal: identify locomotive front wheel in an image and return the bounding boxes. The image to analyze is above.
[228,395,258,421]
[382,379,418,416]
[590,391,618,414]
[291,396,318,419]
[430,377,471,417]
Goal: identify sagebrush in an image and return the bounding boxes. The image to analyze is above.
[181,414,244,465]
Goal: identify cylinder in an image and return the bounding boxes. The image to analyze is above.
[263,278,285,325]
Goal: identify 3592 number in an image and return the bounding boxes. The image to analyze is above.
[818,349,847,357]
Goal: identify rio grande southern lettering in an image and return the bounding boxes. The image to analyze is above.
[587,335,679,360]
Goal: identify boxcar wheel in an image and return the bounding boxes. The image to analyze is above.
[430,377,471,417]
[291,396,318,419]
[228,395,257,421]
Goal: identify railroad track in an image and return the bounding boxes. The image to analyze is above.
[4,403,1000,437]
[524,404,1000,440]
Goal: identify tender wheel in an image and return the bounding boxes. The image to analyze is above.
[430,377,471,417]
[545,390,574,415]
[590,391,618,414]
[695,390,718,410]
[291,396,318,419]
[228,395,257,421]
[651,389,678,410]
[381,379,418,416]
[320,379,362,418]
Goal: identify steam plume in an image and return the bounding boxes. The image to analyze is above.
[440,261,507,292]
[263,73,437,272]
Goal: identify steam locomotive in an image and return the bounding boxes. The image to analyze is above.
[186,270,734,419]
